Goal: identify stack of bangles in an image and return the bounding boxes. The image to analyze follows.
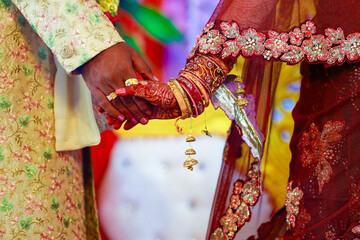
[168,54,229,119]
[167,74,210,119]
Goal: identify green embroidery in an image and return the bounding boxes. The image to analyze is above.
[17,16,26,27]
[47,97,54,109]
[0,95,11,109]
[30,23,38,34]
[79,53,90,65]
[22,64,33,77]
[19,217,32,230]
[0,47,4,59]
[63,215,70,228]
[90,13,102,24]
[0,198,14,213]
[43,146,52,160]
[0,147,4,161]
[65,2,78,13]
[51,197,60,211]
[18,115,30,127]
[24,165,38,179]
[38,47,47,60]
[47,33,54,48]
[0,0,11,8]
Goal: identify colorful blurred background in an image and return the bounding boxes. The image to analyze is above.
[91,0,301,239]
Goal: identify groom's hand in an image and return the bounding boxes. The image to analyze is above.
[79,42,155,128]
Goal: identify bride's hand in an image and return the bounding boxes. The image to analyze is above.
[115,80,181,129]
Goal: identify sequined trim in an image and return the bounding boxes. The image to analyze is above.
[189,20,360,66]
[210,163,261,240]
[285,181,304,229]
[298,121,345,193]
[213,85,263,159]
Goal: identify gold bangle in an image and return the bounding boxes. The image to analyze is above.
[168,78,192,119]
[168,81,188,118]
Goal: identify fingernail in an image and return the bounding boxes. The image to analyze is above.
[107,115,115,125]
[154,75,160,81]
[131,118,138,124]
[117,115,125,122]
[98,106,104,113]
[115,88,126,95]
[140,118,148,125]
[114,120,122,130]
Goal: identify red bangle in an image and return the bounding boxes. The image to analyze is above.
[177,76,204,117]
[180,70,211,96]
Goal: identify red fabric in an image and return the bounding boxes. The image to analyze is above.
[91,130,119,240]
[284,62,360,239]
[91,130,118,191]
[194,0,360,239]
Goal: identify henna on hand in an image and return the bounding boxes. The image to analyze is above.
[116,80,181,120]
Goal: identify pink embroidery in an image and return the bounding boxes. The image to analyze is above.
[302,35,332,62]
[264,30,290,59]
[352,221,360,234]
[289,27,304,46]
[298,121,344,193]
[191,20,360,66]
[198,30,226,55]
[237,28,266,57]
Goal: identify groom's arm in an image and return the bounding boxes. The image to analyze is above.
[11,0,123,74]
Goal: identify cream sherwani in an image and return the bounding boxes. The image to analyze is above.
[0,0,122,239]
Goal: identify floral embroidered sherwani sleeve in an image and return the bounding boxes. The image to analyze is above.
[11,0,124,74]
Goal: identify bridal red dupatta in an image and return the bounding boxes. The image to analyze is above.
[183,0,360,239]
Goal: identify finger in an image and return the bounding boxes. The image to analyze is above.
[118,96,150,125]
[113,119,122,130]
[112,97,139,125]
[95,88,125,120]
[98,106,105,113]
[131,50,155,81]
[115,85,136,97]
[116,67,151,124]
[133,96,152,117]
[106,114,115,126]
[123,120,136,130]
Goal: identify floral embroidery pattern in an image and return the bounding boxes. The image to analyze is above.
[298,121,345,193]
[198,30,226,55]
[352,221,360,235]
[285,181,304,229]
[12,0,123,73]
[210,162,261,240]
[0,1,116,239]
[191,20,360,66]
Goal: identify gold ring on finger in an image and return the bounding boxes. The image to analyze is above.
[106,92,117,101]
[125,78,139,86]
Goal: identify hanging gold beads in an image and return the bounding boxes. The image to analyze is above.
[186,135,196,142]
[185,147,196,155]
[184,134,198,171]
[233,76,248,108]
[184,156,198,171]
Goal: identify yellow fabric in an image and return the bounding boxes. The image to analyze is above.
[117,104,232,138]
[0,3,98,239]
[262,63,301,210]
